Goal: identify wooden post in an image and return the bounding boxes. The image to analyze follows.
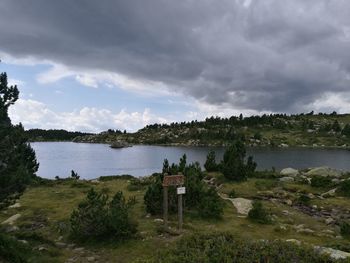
[163,186,168,228]
[178,192,183,231]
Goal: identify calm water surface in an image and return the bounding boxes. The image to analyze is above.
[31,142,350,179]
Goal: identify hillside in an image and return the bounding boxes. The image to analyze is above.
[73,112,350,148]
[25,129,94,142]
[2,167,350,262]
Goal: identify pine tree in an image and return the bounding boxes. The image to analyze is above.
[0,68,38,203]
[204,150,217,172]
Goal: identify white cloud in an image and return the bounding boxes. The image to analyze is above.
[36,62,176,97]
[8,78,25,87]
[307,92,350,114]
[8,99,171,132]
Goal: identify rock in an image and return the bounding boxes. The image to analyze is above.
[282,210,291,216]
[154,218,164,223]
[90,179,99,184]
[321,188,337,198]
[297,228,315,234]
[86,257,95,262]
[280,143,289,148]
[38,246,48,251]
[145,213,151,218]
[230,198,253,215]
[307,193,315,199]
[18,239,28,244]
[4,225,19,233]
[332,178,340,184]
[285,199,293,206]
[74,247,85,253]
[322,229,335,235]
[55,242,67,248]
[286,239,301,245]
[317,247,350,260]
[280,168,299,177]
[306,167,342,178]
[325,217,334,225]
[279,177,294,183]
[8,203,21,209]
[1,213,21,225]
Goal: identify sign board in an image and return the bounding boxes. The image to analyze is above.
[177,187,186,195]
[163,175,185,187]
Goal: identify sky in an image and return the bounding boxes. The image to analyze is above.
[1,0,350,132]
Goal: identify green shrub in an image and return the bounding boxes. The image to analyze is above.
[70,188,137,241]
[254,179,278,190]
[144,159,206,216]
[251,170,279,179]
[311,176,333,188]
[204,150,218,172]
[98,174,134,181]
[198,188,224,219]
[154,233,336,262]
[221,140,256,181]
[341,221,350,238]
[228,189,236,198]
[248,201,271,224]
[0,233,30,263]
[337,180,350,197]
[297,194,311,205]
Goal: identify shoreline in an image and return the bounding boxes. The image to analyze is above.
[30,140,350,150]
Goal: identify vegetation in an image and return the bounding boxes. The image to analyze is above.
[337,180,350,197]
[25,129,93,142]
[204,150,218,172]
[248,201,271,224]
[144,156,223,219]
[153,233,338,263]
[70,188,137,241]
[72,112,350,148]
[221,139,256,181]
[311,176,334,188]
[0,69,38,205]
[198,188,224,219]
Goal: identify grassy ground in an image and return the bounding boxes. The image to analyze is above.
[1,175,350,262]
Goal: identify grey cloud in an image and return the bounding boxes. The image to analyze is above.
[1,0,350,112]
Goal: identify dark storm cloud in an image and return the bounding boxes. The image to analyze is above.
[1,0,350,112]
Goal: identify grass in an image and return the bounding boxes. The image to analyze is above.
[1,176,350,262]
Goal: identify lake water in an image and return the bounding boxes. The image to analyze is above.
[31,142,350,179]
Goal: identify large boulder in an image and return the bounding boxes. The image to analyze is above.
[279,177,294,183]
[305,167,342,178]
[316,247,350,260]
[2,214,21,225]
[280,168,299,177]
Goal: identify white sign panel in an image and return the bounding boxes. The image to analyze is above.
[177,187,186,195]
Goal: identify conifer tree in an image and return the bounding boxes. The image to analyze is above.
[0,66,38,203]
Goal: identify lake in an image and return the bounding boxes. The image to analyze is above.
[31,142,350,179]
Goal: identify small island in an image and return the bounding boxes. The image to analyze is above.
[109,141,132,149]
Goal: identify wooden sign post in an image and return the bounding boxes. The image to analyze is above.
[162,174,185,231]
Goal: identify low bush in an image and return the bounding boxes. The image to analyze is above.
[297,194,311,205]
[337,180,350,197]
[248,201,271,224]
[198,188,224,219]
[153,233,337,262]
[98,174,134,181]
[340,221,350,239]
[228,189,236,198]
[250,170,279,179]
[255,179,278,190]
[70,188,137,241]
[311,176,333,188]
[127,177,153,192]
[0,232,31,263]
